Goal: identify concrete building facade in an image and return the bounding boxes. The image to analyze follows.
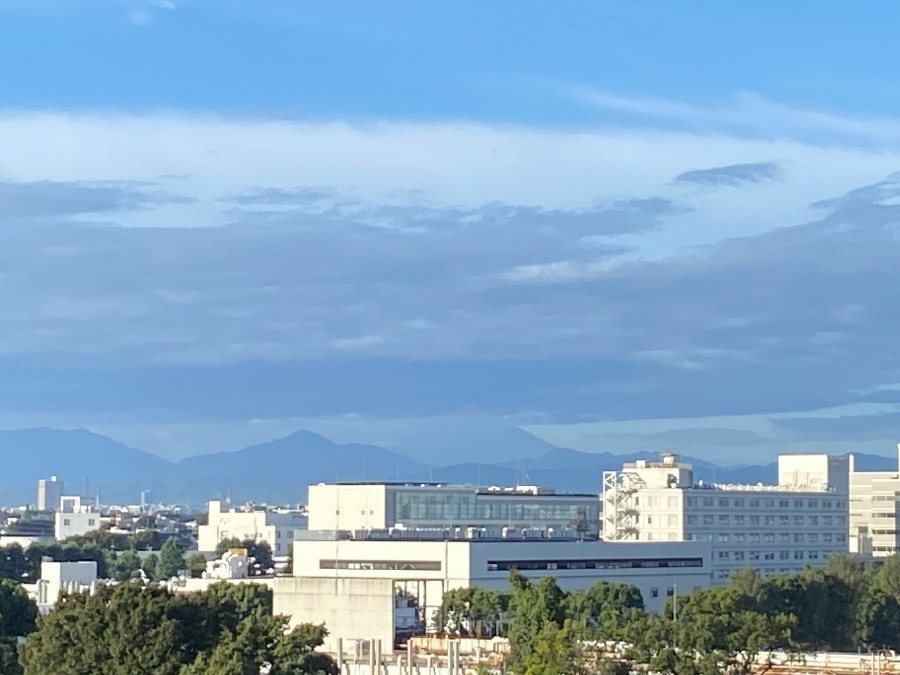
[37,476,64,512]
[602,453,850,582]
[849,444,900,557]
[54,496,100,541]
[198,500,307,557]
[275,531,712,649]
[307,483,600,538]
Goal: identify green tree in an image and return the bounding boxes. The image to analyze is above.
[112,548,143,582]
[567,580,644,640]
[0,544,28,581]
[506,572,570,673]
[214,537,274,575]
[158,539,186,580]
[143,552,160,581]
[0,579,38,638]
[186,553,207,578]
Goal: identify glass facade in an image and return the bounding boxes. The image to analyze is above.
[392,489,599,534]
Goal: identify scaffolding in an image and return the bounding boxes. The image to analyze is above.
[601,471,644,541]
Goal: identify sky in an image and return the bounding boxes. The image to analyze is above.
[0,1,899,463]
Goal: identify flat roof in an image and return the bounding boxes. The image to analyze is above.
[316,482,597,498]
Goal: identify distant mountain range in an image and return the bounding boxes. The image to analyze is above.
[0,427,895,508]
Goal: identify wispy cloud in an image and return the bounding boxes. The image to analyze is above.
[570,87,900,147]
[674,161,781,187]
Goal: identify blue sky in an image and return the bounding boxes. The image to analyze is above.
[1,1,900,462]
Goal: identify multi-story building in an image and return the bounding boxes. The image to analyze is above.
[197,500,308,557]
[37,476,64,511]
[307,482,600,538]
[275,531,712,651]
[849,444,900,557]
[54,496,101,540]
[602,453,850,582]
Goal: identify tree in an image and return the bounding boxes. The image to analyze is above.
[112,548,143,582]
[506,572,570,673]
[186,553,207,578]
[567,580,644,640]
[157,538,186,580]
[19,581,331,675]
[0,579,38,638]
[0,544,28,582]
[143,552,160,581]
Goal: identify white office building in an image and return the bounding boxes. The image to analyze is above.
[602,453,850,582]
[37,476,64,512]
[849,444,900,557]
[198,500,307,557]
[307,482,600,538]
[274,531,712,651]
[54,496,101,541]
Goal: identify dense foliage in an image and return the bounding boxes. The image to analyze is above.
[440,555,900,675]
[215,536,275,575]
[18,581,336,675]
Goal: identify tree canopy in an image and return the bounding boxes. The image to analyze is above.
[19,581,336,675]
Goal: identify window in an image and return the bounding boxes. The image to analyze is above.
[320,559,442,571]
[734,551,745,561]
[734,498,745,508]
[764,499,775,508]
[807,500,818,509]
[823,516,833,526]
[749,499,760,508]
[823,533,833,543]
[793,499,803,508]
[763,533,775,543]
[764,552,775,560]
[750,515,761,525]
[276,531,281,539]
[668,514,678,526]
[686,497,696,507]
[703,498,714,507]
[779,533,790,543]
[63,518,70,526]
[750,533,760,543]
[807,516,819,526]
[779,551,790,560]
[764,516,775,526]
[779,515,789,525]
[837,533,847,543]
[719,498,729,508]
[734,515,745,525]
[794,533,804,543]
[837,516,847,526]
[703,515,714,526]
[88,519,95,527]
[718,515,729,525]
[794,516,804,526]
[808,533,819,543]
[686,515,697,525]
[749,551,760,561]
[794,550,804,560]
[733,533,745,542]
[718,551,730,560]
[650,588,659,598]
[808,551,820,560]
[717,533,729,542]
[823,500,832,508]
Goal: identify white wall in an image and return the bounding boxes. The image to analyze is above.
[308,485,389,532]
[199,501,306,556]
[54,511,100,540]
[273,576,396,652]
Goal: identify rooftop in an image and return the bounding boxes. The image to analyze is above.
[317,482,597,498]
[296,528,601,543]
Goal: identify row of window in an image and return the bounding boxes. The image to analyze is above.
[394,492,598,524]
[684,514,845,527]
[716,550,822,562]
[485,557,704,572]
[319,559,443,571]
[684,496,844,509]
[686,532,846,544]
[715,568,797,580]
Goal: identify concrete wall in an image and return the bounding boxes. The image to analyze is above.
[274,576,396,652]
[200,501,306,556]
[308,485,389,532]
[54,511,99,540]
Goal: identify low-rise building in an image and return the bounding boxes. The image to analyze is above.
[308,482,600,538]
[197,500,307,557]
[274,530,712,651]
[602,453,850,582]
[54,496,100,541]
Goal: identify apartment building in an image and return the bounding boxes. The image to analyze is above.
[197,500,308,557]
[849,444,900,556]
[602,453,850,582]
[54,496,101,540]
[37,476,64,512]
[307,482,600,538]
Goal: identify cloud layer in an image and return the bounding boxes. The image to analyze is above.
[0,108,898,458]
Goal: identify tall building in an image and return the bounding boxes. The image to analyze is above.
[307,482,600,538]
[197,500,308,557]
[602,453,850,582]
[849,444,900,557]
[37,476,64,511]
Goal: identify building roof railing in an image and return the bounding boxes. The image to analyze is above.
[690,482,834,493]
